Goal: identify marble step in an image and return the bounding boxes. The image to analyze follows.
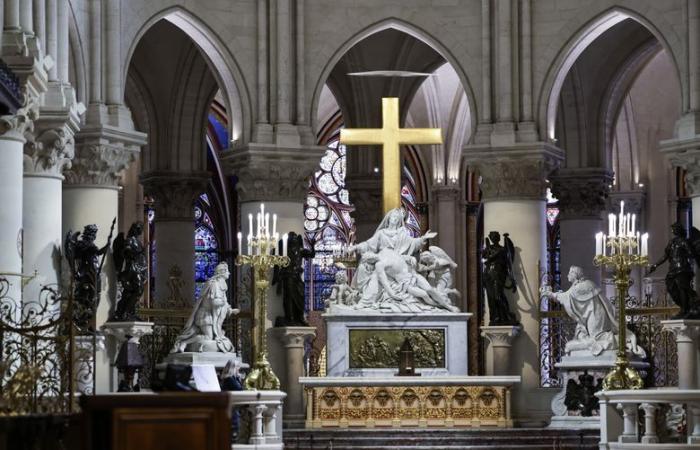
[284,428,599,450]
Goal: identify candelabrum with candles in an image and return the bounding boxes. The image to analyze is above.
[593,201,649,390]
[332,243,359,270]
[235,204,289,390]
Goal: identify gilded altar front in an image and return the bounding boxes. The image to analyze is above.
[301,377,518,428]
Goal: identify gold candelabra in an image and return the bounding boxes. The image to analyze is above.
[236,205,289,390]
[593,202,648,390]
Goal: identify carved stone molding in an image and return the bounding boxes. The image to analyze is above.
[432,185,461,202]
[661,319,700,344]
[549,168,613,220]
[0,91,38,141]
[64,144,138,187]
[607,190,646,215]
[273,326,316,349]
[24,126,74,176]
[663,147,700,197]
[141,172,209,221]
[480,325,522,348]
[223,142,326,203]
[464,143,563,201]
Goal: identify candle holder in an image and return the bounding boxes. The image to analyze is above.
[593,202,648,390]
[236,206,289,390]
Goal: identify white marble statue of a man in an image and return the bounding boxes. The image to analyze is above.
[540,266,645,357]
[172,262,239,353]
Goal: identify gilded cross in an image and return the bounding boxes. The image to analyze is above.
[340,97,442,213]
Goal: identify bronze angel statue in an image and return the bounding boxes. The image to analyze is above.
[648,222,700,319]
[64,222,113,332]
[111,222,148,321]
[482,231,519,325]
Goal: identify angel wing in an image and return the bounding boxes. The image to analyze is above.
[564,378,583,412]
[64,230,79,275]
[503,233,517,292]
[112,232,126,273]
[428,246,457,268]
[689,226,700,265]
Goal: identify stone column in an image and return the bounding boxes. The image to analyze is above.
[465,143,563,425]
[273,326,315,427]
[141,172,208,303]
[549,168,612,286]
[661,320,700,389]
[0,104,36,309]
[23,120,77,303]
[65,130,145,393]
[661,148,700,228]
[224,142,324,389]
[480,325,521,375]
[431,184,466,308]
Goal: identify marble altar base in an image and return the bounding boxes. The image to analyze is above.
[300,376,520,429]
[325,312,472,377]
[162,351,245,369]
[548,351,648,429]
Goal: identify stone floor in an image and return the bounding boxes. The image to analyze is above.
[284,428,599,449]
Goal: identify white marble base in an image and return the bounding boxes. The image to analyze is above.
[324,312,472,377]
[162,351,246,369]
[101,321,154,344]
[549,351,648,428]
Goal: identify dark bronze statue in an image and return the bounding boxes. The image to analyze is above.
[111,222,147,321]
[648,222,700,319]
[482,231,519,326]
[273,232,315,327]
[64,222,114,332]
[564,371,602,417]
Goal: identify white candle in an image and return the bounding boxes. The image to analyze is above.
[282,233,288,257]
[237,232,242,254]
[631,214,636,236]
[641,233,649,257]
[247,234,252,255]
[248,214,253,237]
[636,231,640,256]
[261,203,265,222]
[608,214,615,236]
[619,201,624,236]
[595,232,603,255]
[272,214,277,236]
[265,213,270,237]
[256,213,261,237]
[602,234,607,256]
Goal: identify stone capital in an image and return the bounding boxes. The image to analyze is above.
[432,185,461,202]
[273,326,316,349]
[607,190,646,215]
[549,168,613,220]
[66,119,146,187]
[223,142,326,203]
[661,319,700,343]
[101,321,155,345]
[659,137,700,197]
[0,91,39,142]
[141,171,209,221]
[480,325,522,347]
[464,143,563,201]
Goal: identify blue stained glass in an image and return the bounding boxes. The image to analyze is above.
[193,195,220,286]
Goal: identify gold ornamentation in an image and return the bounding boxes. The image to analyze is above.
[236,237,289,391]
[305,384,511,428]
[593,235,647,390]
[340,97,442,213]
[349,328,445,369]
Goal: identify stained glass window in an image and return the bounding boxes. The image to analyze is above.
[539,188,569,388]
[194,194,219,299]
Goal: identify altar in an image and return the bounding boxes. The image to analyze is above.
[325,312,472,377]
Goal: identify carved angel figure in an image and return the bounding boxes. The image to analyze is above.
[419,246,459,297]
[111,222,147,321]
[482,231,518,325]
[172,262,239,353]
[326,271,358,307]
[648,222,700,319]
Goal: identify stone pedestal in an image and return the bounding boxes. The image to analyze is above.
[548,351,648,429]
[325,312,472,377]
[480,325,522,375]
[73,335,106,395]
[661,320,700,389]
[101,321,154,392]
[273,326,316,428]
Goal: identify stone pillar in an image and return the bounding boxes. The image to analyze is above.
[465,143,563,425]
[661,320,700,389]
[23,121,77,303]
[549,168,612,286]
[141,172,208,303]
[65,131,145,393]
[273,326,315,427]
[0,104,35,309]
[224,142,324,390]
[480,325,521,375]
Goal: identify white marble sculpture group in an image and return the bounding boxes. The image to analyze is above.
[327,208,460,313]
[540,265,645,358]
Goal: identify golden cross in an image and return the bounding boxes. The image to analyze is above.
[340,97,442,213]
